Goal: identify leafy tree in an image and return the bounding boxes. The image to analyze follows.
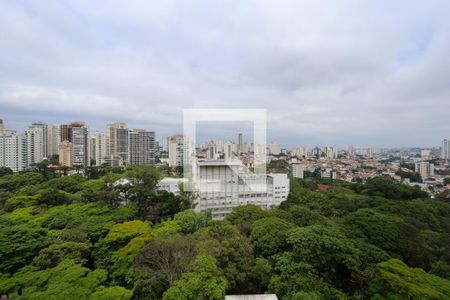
[29,160,56,180]
[0,224,49,274]
[90,286,133,300]
[134,233,197,297]
[444,177,450,186]
[0,259,131,300]
[0,166,13,177]
[285,205,329,227]
[395,169,423,183]
[360,176,427,200]
[32,241,91,269]
[250,217,296,257]
[4,195,39,211]
[342,209,407,256]
[0,172,44,193]
[225,204,268,227]
[285,225,385,290]
[162,255,227,300]
[268,252,346,299]
[196,221,255,293]
[38,188,73,206]
[174,209,211,234]
[369,259,450,299]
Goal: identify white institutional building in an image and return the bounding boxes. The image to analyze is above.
[193,159,289,219]
[157,159,290,219]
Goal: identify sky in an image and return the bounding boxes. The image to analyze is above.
[0,0,449,148]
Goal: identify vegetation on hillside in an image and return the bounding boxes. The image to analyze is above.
[0,165,449,299]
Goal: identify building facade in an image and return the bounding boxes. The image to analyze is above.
[194,159,289,219]
[289,162,304,178]
[442,139,449,160]
[0,132,27,172]
[59,140,73,167]
[415,162,435,179]
[128,130,156,165]
[95,132,108,166]
[169,134,185,168]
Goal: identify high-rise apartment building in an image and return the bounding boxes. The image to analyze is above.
[238,133,244,154]
[89,137,96,166]
[107,122,128,166]
[129,129,156,165]
[442,139,449,160]
[59,140,73,167]
[415,162,435,179]
[169,134,185,167]
[30,122,59,158]
[46,124,59,157]
[289,162,304,178]
[71,123,89,167]
[270,142,281,155]
[0,132,27,172]
[25,124,45,166]
[95,132,108,166]
[59,122,89,167]
[60,124,72,143]
[161,136,170,152]
[0,119,4,135]
[224,141,237,159]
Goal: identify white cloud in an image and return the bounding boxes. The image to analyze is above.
[0,0,449,147]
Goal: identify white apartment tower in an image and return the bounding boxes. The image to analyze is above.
[270,142,281,155]
[289,162,304,178]
[169,134,186,168]
[0,132,27,172]
[415,162,435,179]
[25,125,45,166]
[95,132,108,166]
[107,122,128,166]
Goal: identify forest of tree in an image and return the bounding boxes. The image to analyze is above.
[0,165,449,299]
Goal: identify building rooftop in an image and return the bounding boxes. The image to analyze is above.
[225,295,278,300]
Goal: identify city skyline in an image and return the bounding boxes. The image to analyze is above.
[1,1,450,147]
[0,116,448,149]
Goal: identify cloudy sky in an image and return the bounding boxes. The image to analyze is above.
[1,0,449,148]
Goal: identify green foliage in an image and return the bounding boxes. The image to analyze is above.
[250,217,296,257]
[162,255,227,300]
[134,233,197,297]
[1,165,449,300]
[342,209,407,256]
[0,172,44,193]
[90,286,133,300]
[0,166,13,177]
[444,177,450,185]
[32,241,91,269]
[4,195,39,211]
[225,204,269,226]
[174,209,211,234]
[0,259,122,300]
[196,221,255,293]
[0,223,49,274]
[395,169,423,183]
[103,220,151,247]
[370,259,450,299]
[360,176,428,200]
[285,205,329,227]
